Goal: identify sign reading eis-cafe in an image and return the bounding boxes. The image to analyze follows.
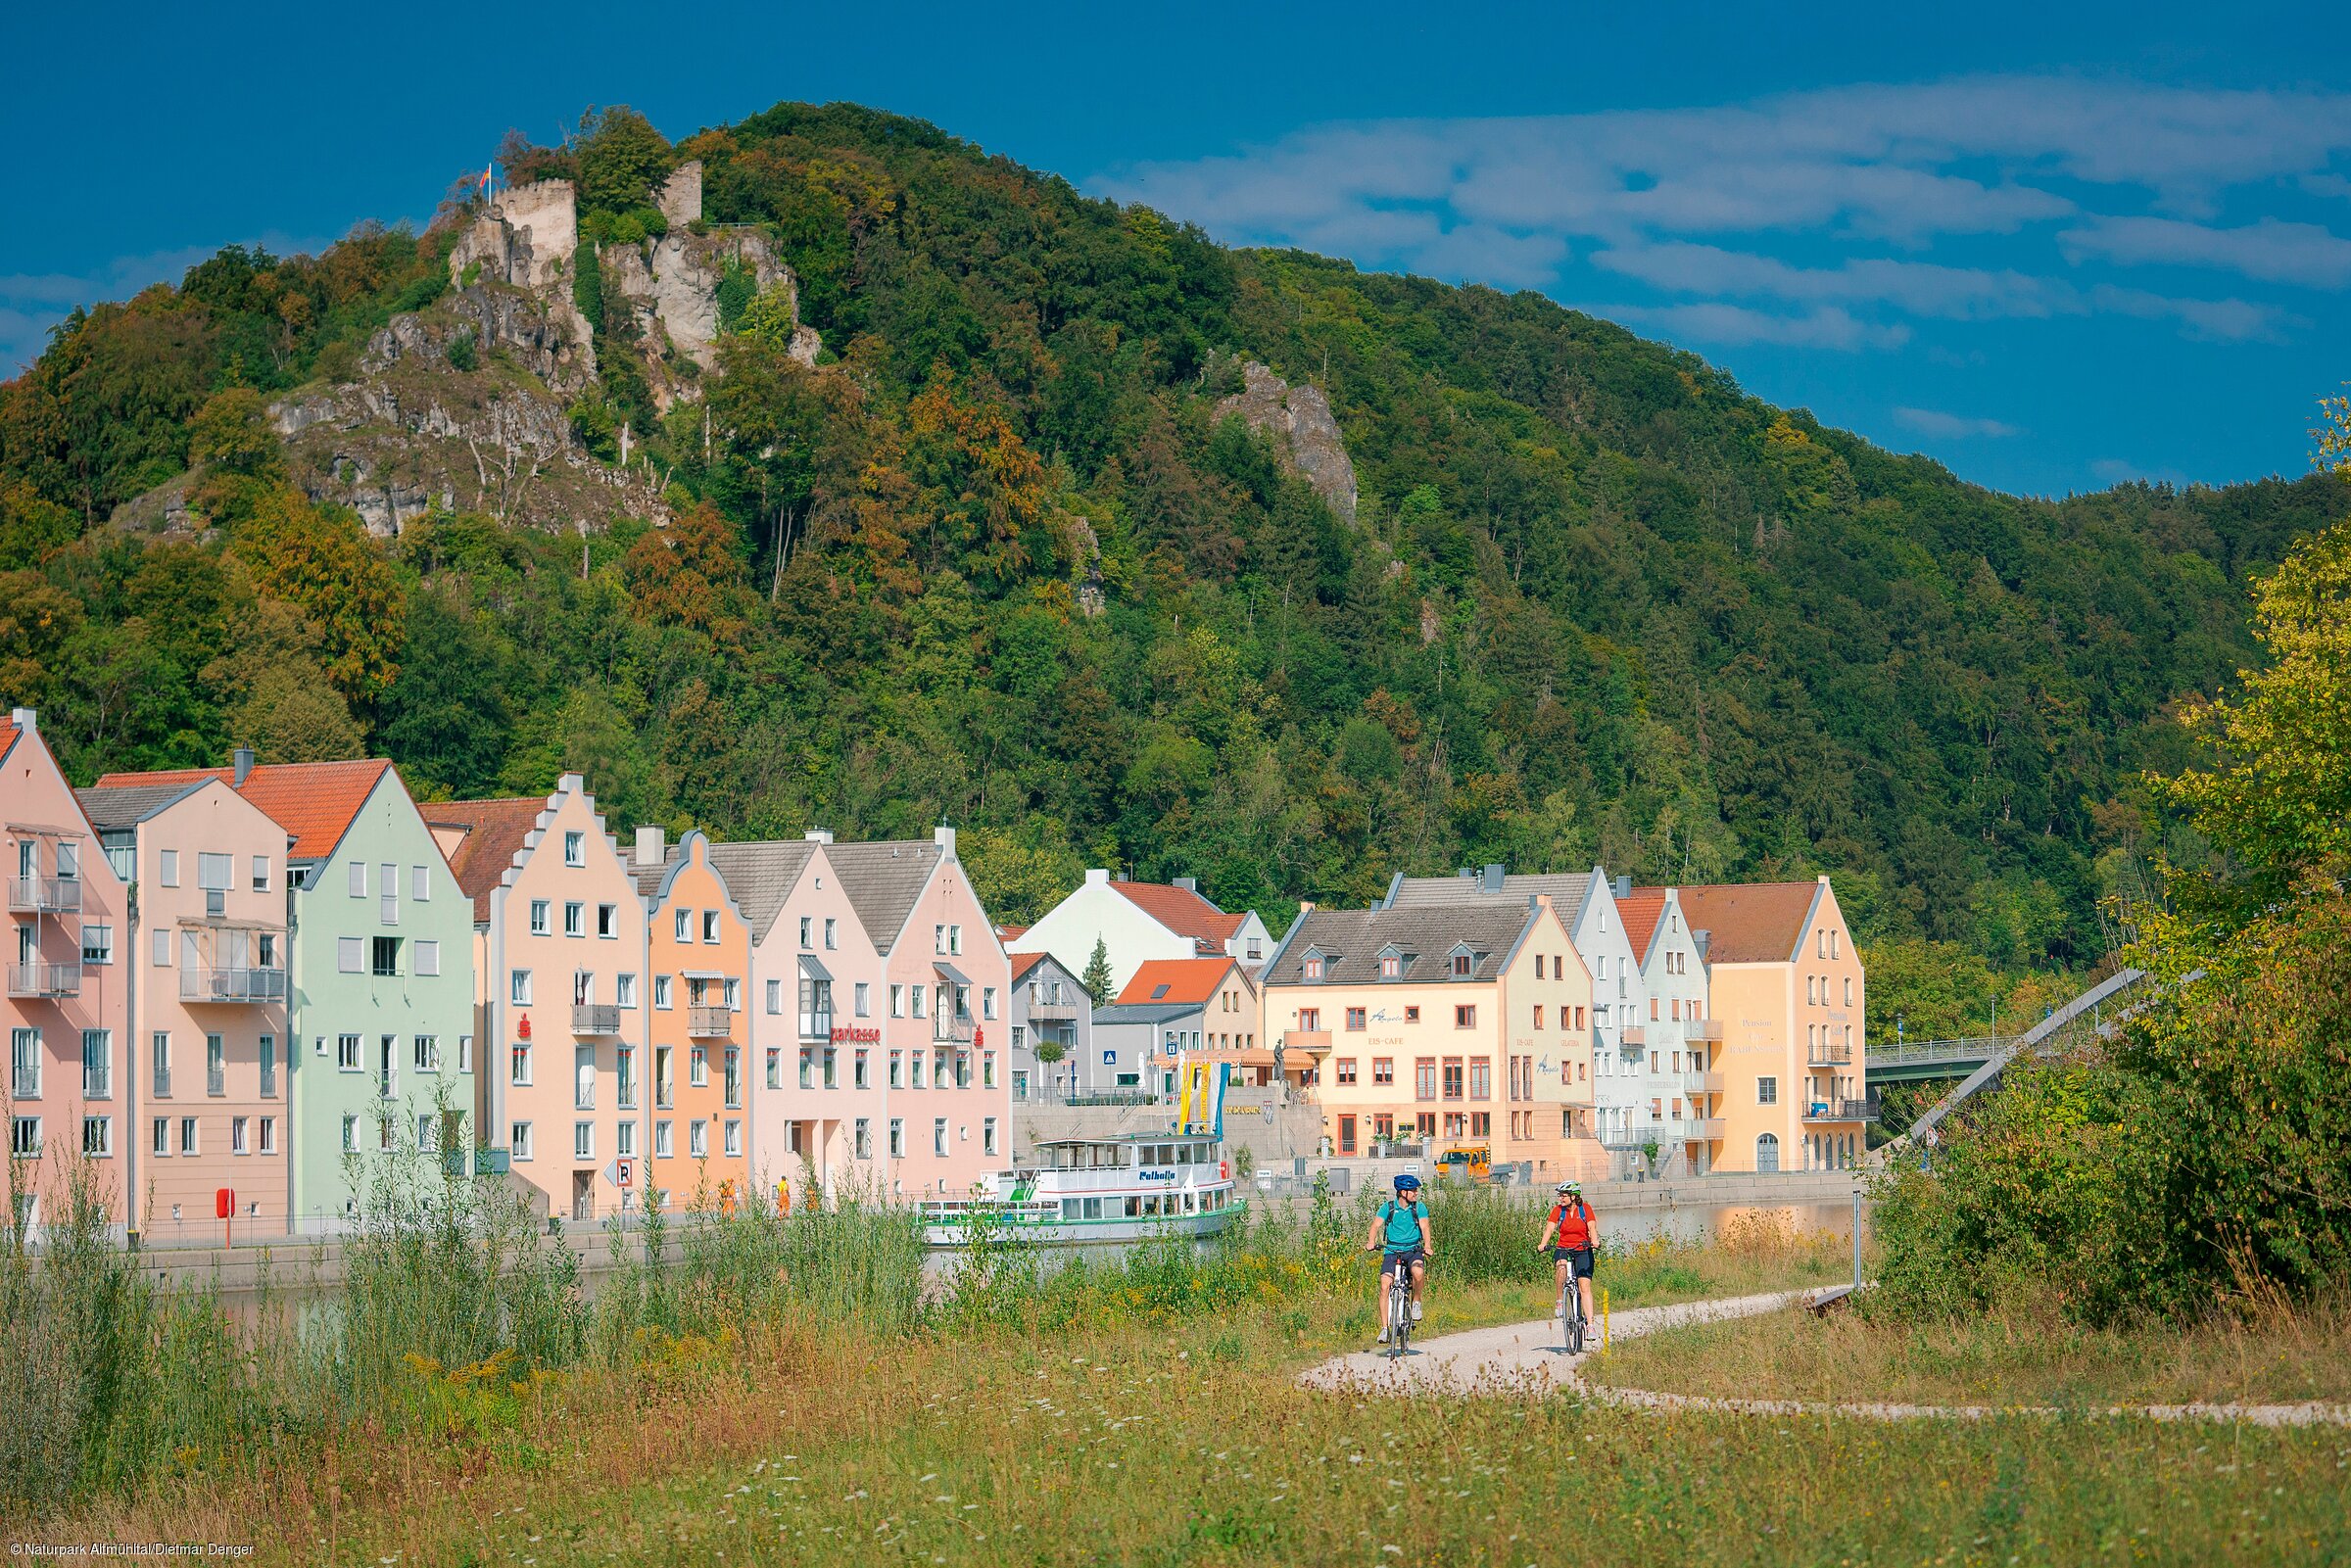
[831,1025,882,1044]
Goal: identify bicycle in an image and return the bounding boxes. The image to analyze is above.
[1387,1262,1416,1358]
[1557,1263,1586,1355]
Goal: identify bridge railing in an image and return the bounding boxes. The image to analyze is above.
[1871,1035,2013,1069]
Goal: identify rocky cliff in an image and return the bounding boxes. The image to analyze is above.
[1214,360,1360,524]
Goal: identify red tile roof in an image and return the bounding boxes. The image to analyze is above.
[418,795,547,922]
[0,719,19,766]
[996,924,1031,942]
[92,758,393,861]
[1116,957,1245,1008]
[1011,951,1051,983]
[1674,881,1824,965]
[1110,881,1242,951]
[1618,888,1668,963]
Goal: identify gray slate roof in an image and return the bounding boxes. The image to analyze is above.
[1382,870,1592,927]
[1265,902,1541,987]
[702,840,822,943]
[1091,1002,1198,1026]
[822,839,944,952]
[75,782,208,830]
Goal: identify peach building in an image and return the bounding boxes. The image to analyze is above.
[630,829,751,1209]
[1259,897,1597,1174]
[423,777,649,1220]
[77,772,292,1238]
[3,710,129,1233]
[1676,878,1868,1172]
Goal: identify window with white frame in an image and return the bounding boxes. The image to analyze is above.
[411,865,429,902]
[598,903,616,938]
[458,1035,473,1072]
[338,1033,361,1070]
[701,910,719,943]
[983,1117,997,1156]
[160,849,180,887]
[675,909,690,941]
[854,982,871,1017]
[510,969,532,1005]
[888,1117,904,1158]
[413,1035,440,1072]
[574,1121,594,1160]
[982,986,996,1021]
[341,1115,357,1154]
[933,1118,947,1158]
[724,1119,742,1158]
[152,928,171,967]
[10,1117,39,1159]
[616,973,637,1008]
[11,1028,40,1101]
[889,984,904,1018]
[689,1119,708,1159]
[348,859,365,897]
[179,1117,198,1155]
[653,975,672,1010]
[823,918,837,950]
[81,925,113,966]
[230,1116,249,1154]
[616,1120,636,1157]
[82,1029,110,1099]
[564,901,583,937]
[530,899,550,935]
[415,940,440,976]
[511,1120,533,1160]
[563,832,584,867]
[765,978,782,1015]
[82,1116,111,1158]
[510,1040,532,1086]
[654,1119,673,1158]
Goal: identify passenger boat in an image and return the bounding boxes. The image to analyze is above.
[921,1060,1244,1246]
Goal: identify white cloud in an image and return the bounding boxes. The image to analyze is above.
[1895,406,2021,439]
[2059,215,2351,289]
[1605,302,1911,352]
[0,236,330,375]
[1090,74,2351,356]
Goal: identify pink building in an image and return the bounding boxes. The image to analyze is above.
[827,828,1012,1198]
[77,762,293,1239]
[3,710,130,1233]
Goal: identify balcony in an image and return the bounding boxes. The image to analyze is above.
[1806,1043,1854,1067]
[572,1004,622,1036]
[1802,1096,1880,1124]
[179,966,283,1004]
[931,1018,975,1044]
[1685,1017,1722,1042]
[1026,995,1083,1022]
[1618,1025,1648,1048]
[7,876,80,915]
[8,960,80,999]
[797,1009,834,1042]
[1685,1117,1727,1140]
[1280,1029,1332,1054]
[1695,1069,1725,1096]
[689,1005,734,1039]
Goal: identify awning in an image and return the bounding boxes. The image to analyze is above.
[935,961,970,986]
[682,969,728,980]
[797,953,834,983]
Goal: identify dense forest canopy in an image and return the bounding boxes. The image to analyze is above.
[2,100,2342,1038]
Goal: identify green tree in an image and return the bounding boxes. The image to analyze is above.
[1081,937,1113,1004]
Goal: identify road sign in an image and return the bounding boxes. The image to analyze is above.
[614,1157,634,1189]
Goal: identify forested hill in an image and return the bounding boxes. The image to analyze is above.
[1,101,2342,1028]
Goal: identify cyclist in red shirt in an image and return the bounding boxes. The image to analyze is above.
[1536,1179,1597,1328]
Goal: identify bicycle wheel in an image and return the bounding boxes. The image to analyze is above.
[1568,1301,1584,1355]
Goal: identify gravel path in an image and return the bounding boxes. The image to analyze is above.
[1299,1290,2351,1427]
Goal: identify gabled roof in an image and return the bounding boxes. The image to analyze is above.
[1115,957,1243,1009]
[76,780,214,831]
[822,838,946,952]
[1109,880,1244,952]
[703,840,823,942]
[996,923,1031,943]
[1265,902,1541,986]
[0,718,18,767]
[418,795,546,923]
[1381,869,1593,927]
[92,758,395,862]
[1674,880,1825,965]
[1011,950,1053,983]
[1618,887,1669,963]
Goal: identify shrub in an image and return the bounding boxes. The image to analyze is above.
[446,330,478,372]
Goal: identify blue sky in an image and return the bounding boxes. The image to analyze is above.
[2,0,2342,498]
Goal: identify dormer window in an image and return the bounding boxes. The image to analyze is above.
[1378,949,1402,980]
[1303,950,1327,982]
[1452,954,1472,977]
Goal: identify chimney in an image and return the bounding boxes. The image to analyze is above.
[1694,929,1711,960]
[1173,876,1197,894]
[1613,874,1631,899]
[1482,863,1506,894]
[635,826,664,867]
[1084,868,1109,886]
[803,828,834,844]
[232,746,255,787]
[934,824,956,856]
[9,707,32,734]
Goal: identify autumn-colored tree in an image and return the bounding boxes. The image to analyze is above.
[230,489,407,702]
[623,501,751,639]
[905,365,1051,589]
[0,476,76,569]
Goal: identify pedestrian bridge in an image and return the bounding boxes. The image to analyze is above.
[1865,1036,2011,1085]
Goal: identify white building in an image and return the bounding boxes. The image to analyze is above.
[1009,871,1271,999]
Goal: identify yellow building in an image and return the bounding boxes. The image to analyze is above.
[1676,877,1868,1172]
[1260,897,1597,1174]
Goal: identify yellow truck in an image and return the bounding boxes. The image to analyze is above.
[1435,1145,1491,1184]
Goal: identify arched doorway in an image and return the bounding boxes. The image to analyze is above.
[1755,1132,1780,1173]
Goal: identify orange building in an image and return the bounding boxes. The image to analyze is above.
[631,829,752,1208]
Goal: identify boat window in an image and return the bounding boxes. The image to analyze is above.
[1062,1199,1080,1219]
[1184,1192,1196,1212]
[1083,1198,1102,1218]
[1126,1196,1141,1216]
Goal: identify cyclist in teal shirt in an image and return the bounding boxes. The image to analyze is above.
[1364,1172,1433,1344]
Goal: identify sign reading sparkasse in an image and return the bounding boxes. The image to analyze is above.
[831,1024,882,1044]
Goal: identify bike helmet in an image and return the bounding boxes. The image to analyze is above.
[1394,1172,1421,1192]
[1557,1180,1582,1197]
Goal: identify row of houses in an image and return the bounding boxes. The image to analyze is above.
[5,705,1870,1240]
[1002,865,1871,1180]
[3,712,1007,1239]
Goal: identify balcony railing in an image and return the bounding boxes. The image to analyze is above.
[1806,1043,1854,1067]
[1695,1069,1725,1096]
[1686,1117,1727,1139]
[797,1009,834,1041]
[179,966,283,1004]
[1801,1096,1880,1123]
[1685,1017,1723,1041]
[1026,996,1082,1021]
[1280,1029,1332,1054]
[572,1004,622,1036]
[7,876,80,915]
[931,1017,975,1043]
[8,960,80,998]
[1618,1025,1649,1048]
[689,1005,734,1039]
[10,1067,36,1101]
[207,1065,225,1097]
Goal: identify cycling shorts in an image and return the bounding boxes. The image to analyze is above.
[1379,1247,1426,1277]
[1553,1245,1595,1277]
